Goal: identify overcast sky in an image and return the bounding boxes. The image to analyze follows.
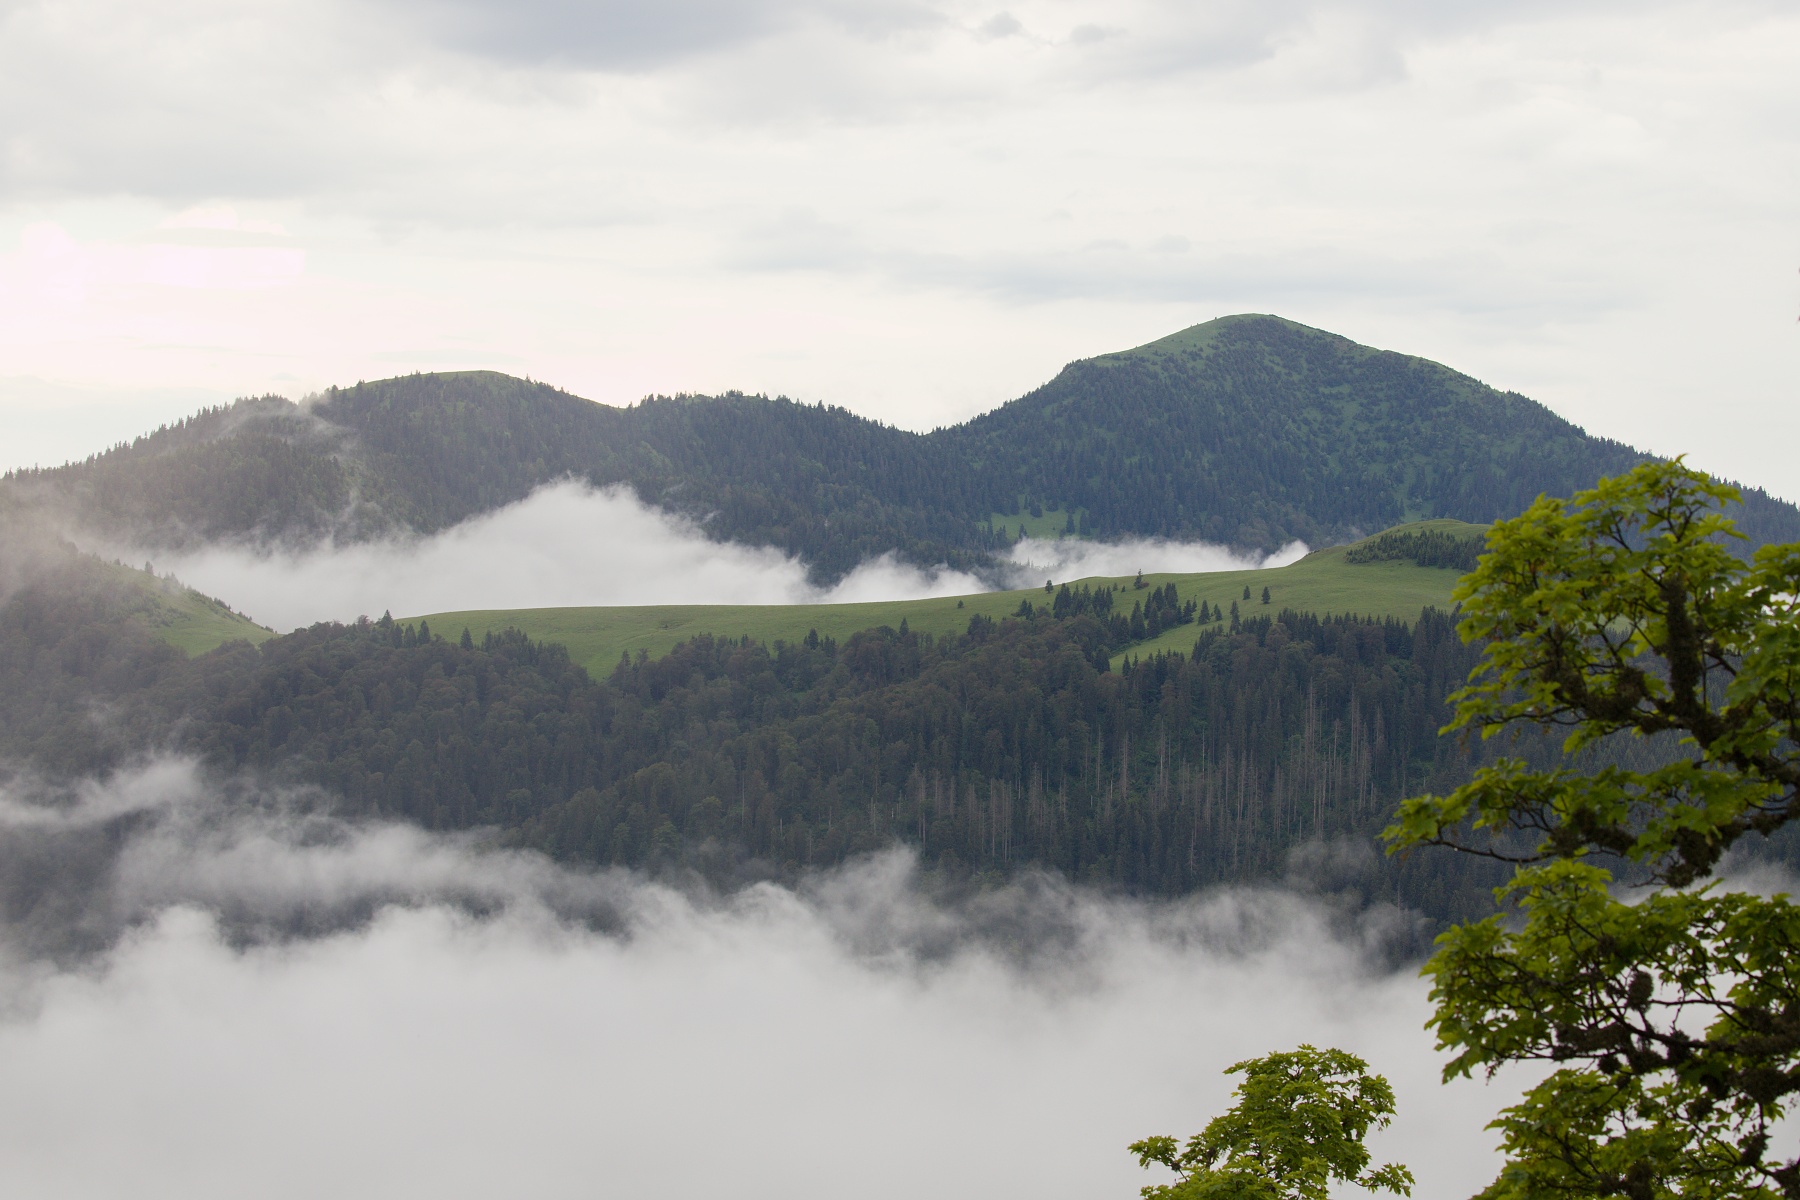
[1,0,1796,499]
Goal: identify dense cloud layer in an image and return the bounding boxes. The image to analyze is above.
[108,482,1297,630]
[111,482,982,629]
[0,758,1517,1199]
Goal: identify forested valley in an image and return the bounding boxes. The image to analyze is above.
[0,544,1536,921]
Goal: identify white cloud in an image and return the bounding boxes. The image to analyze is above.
[160,205,290,235]
[823,550,991,603]
[111,481,989,629]
[101,480,1317,627]
[0,758,1517,1199]
[1006,535,1309,583]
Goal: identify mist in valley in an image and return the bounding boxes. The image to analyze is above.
[95,481,1307,631]
[4,0,1796,1191]
[1006,535,1310,584]
[97,482,984,630]
[0,758,1516,1200]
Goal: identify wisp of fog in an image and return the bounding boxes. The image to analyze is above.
[105,483,1308,631]
[0,758,1514,1200]
[1007,535,1310,582]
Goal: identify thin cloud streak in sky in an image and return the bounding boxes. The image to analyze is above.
[0,759,1515,1200]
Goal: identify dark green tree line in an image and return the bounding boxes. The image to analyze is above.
[0,553,1511,912]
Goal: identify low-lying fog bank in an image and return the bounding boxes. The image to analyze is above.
[1005,534,1309,582]
[87,482,1306,631]
[0,760,1511,1199]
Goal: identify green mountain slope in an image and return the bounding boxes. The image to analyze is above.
[409,519,1481,678]
[10,536,273,656]
[9,316,1795,580]
[95,559,274,655]
[951,315,1644,547]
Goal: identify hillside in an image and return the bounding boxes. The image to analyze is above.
[92,558,274,655]
[0,513,1657,921]
[408,519,1483,678]
[0,551,1503,917]
[0,520,270,657]
[955,317,1625,547]
[3,376,999,584]
[8,315,1797,582]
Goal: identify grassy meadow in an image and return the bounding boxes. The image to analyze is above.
[410,521,1483,679]
[100,559,275,655]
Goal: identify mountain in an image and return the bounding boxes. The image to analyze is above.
[8,315,1797,580]
[960,318,1628,545]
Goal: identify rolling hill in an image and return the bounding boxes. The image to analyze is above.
[0,519,270,657]
[9,315,1793,583]
[408,519,1485,678]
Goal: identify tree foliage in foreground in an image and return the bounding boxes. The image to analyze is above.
[1129,1045,1412,1200]
[1386,460,1800,1198]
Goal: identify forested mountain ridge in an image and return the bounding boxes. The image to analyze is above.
[8,374,1004,582]
[953,316,1656,547]
[9,315,1796,580]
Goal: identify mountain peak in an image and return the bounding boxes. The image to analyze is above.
[1109,313,1348,363]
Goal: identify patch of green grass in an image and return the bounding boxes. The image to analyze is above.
[1106,541,1471,668]
[94,558,275,655]
[411,522,1479,681]
[152,594,276,655]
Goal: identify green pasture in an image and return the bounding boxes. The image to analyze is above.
[101,559,275,655]
[410,520,1485,680]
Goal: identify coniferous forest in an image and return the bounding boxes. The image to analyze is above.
[0,545,1521,919]
[11,315,1799,582]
